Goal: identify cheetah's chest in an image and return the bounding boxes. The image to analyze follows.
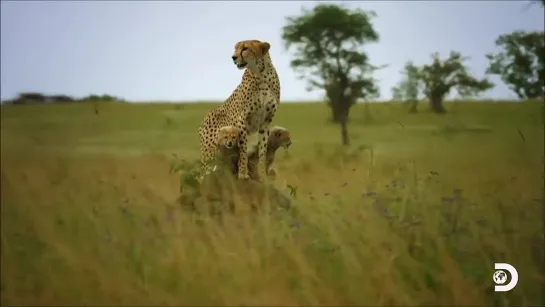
[246,104,267,133]
[246,89,276,133]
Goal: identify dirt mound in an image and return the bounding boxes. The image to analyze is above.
[176,167,294,219]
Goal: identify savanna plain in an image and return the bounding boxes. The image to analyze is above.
[1,100,543,306]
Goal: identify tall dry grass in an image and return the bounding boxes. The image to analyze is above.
[1,101,543,306]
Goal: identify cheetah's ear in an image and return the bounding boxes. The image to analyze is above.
[260,42,270,55]
[217,127,227,138]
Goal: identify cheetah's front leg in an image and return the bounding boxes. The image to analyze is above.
[236,124,250,180]
[256,126,270,182]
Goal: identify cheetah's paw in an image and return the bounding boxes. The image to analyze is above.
[238,173,251,181]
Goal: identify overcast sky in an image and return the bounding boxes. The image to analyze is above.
[1,1,543,102]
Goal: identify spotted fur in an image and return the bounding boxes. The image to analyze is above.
[198,39,281,182]
[217,126,292,180]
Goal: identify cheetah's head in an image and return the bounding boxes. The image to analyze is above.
[217,126,241,149]
[269,126,292,150]
[231,40,271,70]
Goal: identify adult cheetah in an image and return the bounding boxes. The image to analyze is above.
[198,39,281,182]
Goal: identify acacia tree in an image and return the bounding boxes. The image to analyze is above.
[419,51,494,113]
[282,4,382,145]
[486,30,544,99]
[391,61,422,113]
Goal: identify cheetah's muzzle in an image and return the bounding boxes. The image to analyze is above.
[284,141,292,149]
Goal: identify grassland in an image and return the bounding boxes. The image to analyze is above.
[1,100,543,306]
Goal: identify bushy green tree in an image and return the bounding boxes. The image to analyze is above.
[419,51,494,113]
[391,61,422,113]
[282,4,383,145]
[486,30,544,99]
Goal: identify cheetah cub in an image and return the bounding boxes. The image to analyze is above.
[215,126,242,174]
[217,125,292,180]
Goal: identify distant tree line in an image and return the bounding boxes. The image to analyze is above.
[281,2,544,145]
[2,93,125,105]
[390,29,543,114]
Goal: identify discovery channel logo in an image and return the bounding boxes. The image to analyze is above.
[493,263,518,292]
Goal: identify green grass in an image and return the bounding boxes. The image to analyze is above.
[1,100,544,306]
